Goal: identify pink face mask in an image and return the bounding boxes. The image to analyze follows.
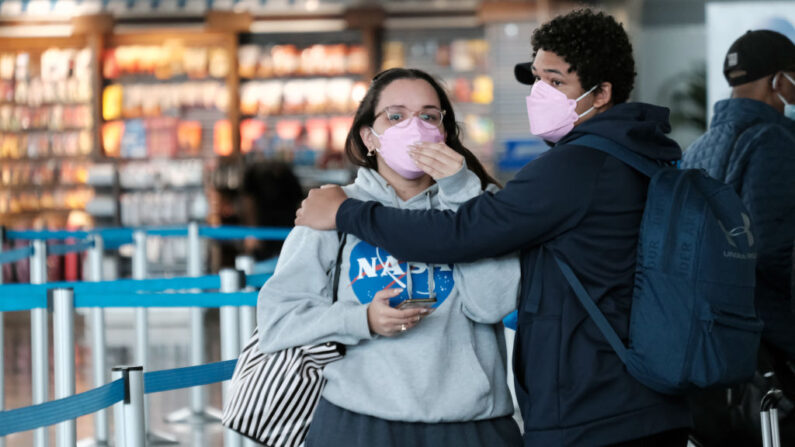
[371,117,444,179]
[525,81,597,143]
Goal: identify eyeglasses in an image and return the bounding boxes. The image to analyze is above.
[374,105,446,129]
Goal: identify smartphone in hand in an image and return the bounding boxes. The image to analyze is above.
[396,298,437,311]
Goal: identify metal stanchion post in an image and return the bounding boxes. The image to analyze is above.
[133,231,177,445]
[112,366,146,447]
[167,222,221,424]
[112,369,126,447]
[30,239,49,447]
[220,269,242,447]
[52,288,76,447]
[235,255,256,343]
[88,235,109,446]
[236,252,261,446]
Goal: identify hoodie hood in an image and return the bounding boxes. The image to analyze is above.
[343,167,440,209]
[560,102,682,162]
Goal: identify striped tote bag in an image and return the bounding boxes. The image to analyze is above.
[221,330,345,446]
[222,233,347,446]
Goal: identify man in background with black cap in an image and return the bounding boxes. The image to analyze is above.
[683,30,795,361]
[682,29,795,447]
[296,9,691,446]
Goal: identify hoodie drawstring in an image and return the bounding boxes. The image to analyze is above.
[425,192,436,299]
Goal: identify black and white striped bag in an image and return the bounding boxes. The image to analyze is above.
[222,233,347,446]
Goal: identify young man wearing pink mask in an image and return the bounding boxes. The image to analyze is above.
[295,9,691,447]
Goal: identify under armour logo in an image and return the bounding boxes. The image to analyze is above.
[718,213,754,248]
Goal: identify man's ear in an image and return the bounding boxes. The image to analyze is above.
[593,82,613,109]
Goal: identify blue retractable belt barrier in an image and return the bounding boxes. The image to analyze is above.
[48,239,95,256]
[0,290,261,312]
[0,246,34,265]
[200,225,292,241]
[5,225,291,242]
[144,359,237,394]
[0,379,125,436]
[0,359,237,436]
[0,272,271,298]
[5,229,91,240]
[145,227,189,237]
[75,291,258,309]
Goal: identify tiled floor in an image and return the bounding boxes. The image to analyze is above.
[3,309,230,446]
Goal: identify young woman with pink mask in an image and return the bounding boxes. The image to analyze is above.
[256,68,522,447]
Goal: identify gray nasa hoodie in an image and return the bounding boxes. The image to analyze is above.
[257,166,519,422]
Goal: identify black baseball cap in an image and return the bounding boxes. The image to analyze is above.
[723,29,795,86]
[514,62,535,85]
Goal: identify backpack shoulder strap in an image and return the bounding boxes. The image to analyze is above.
[570,134,663,179]
[332,232,347,303]
[552,255,629,364]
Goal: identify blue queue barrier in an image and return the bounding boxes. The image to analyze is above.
[0,359,238,438]
[0,225,288,446]
[4,225,292,244]
[0,271,267,447]
[0,278,256,444]
[0,273,272,298]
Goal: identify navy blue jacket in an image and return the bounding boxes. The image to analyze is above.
[335,103,691,446]
[682,98,795,360]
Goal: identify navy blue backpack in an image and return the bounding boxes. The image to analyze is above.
[561,135,764,394]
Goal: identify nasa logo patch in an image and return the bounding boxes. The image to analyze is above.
[347,241,454,307]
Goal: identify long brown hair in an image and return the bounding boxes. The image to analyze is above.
[345,68,498,190]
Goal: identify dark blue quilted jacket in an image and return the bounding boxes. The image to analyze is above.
[682,98,795,358]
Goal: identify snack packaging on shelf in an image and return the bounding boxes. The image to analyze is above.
[213,119,232,156]
[120,118,146,158]
[326,77,353,113]
[177,120,203,155]
[305,118,328,151]
[471,75,493,104]
[238,45,260,79]
[103,84,123,121]
[240,118,266,154]
[281,79,305,114]
[208,47,230,78]
[347,45,368,74]
[271,45,299,77]
[329,116,352,152]
[102,121,124,157]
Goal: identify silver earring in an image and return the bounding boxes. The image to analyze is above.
[366,147,375,157]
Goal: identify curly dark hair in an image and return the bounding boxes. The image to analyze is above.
[345,68,498,190]
[531,9,636,104]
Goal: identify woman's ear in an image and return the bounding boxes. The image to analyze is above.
[360,126,379,154]
[593,81,613,109]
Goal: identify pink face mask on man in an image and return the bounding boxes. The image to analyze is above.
[525,81,598,143]
[371,117,444,179]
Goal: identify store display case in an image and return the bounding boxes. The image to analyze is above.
[0,6,498,232]
[0,37,97,228]
[99,31,236,228]
[236,30,369,188]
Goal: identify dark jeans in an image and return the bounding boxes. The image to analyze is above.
[607,427,690,447]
